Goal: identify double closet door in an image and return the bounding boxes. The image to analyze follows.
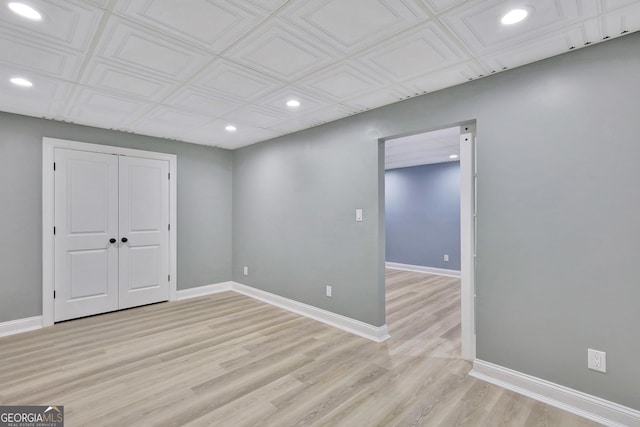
[54,148,170,322]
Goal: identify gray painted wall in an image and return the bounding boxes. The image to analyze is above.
[232,33,640,410]
[386,162,461,270]
[0,112,233,323]
[232,121,384,326]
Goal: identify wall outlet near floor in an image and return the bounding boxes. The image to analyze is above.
[588,348,606,373]
[444,254,449,262]
[243,266,248,276]
[326,285,332,298]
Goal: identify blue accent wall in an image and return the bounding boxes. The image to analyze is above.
[385,161,460,270]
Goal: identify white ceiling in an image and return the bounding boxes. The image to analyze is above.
[1,0,639,150]
[385,125,460,169]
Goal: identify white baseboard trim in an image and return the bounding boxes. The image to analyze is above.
[386,262,461,278]
[231,282,390,343]
[175,280,390,343]
[176,281,233,300]
[470,360,640,427]
[0,316,43,338]
[4,281,389,344]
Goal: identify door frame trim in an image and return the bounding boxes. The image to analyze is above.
[459,130,476,361]
[42,137,178,327]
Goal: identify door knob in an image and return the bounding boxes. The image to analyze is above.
[109,238,116,244]
[121,237,128,243]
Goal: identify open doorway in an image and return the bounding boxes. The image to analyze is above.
[382,123,476,361]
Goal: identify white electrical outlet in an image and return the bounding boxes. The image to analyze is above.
[326,285,332,298]
[444,254,449,262]
[243,266,248,276]
[588,348,606,373]
[355,209,363,222]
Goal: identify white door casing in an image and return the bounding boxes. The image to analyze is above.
[54,149,119,322]
[118,156,170,309]
[43,138,177,327]
[460,131,477,361]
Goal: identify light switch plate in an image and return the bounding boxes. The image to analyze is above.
[356,209,363,222]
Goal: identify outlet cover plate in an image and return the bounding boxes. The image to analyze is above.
[588,348,606,373]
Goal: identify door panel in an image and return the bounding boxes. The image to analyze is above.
[118,156,170,309]
[54,149,119,321]
[68,250,109,298]
[128,246,161,290]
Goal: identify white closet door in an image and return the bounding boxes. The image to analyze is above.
[54,149,119,322]
[118,156,170,309]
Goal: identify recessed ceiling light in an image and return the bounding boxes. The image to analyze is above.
[501,8,528,25]
[10,77,33,87]
[225,125,237,132]
[8,2,42,21]
[449,154,459,159]
[286,99,300,108]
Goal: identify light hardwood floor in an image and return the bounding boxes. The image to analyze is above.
[0,270,600,426]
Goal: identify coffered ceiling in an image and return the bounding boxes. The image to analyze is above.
[1,0,638,149]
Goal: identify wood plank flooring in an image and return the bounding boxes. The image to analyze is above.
[0,270,600,426]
